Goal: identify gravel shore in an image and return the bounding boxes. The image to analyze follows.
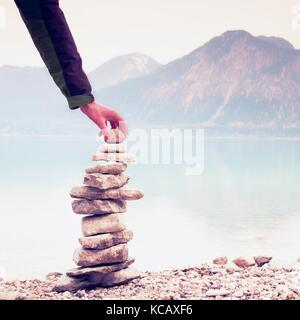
[1,262,300,300]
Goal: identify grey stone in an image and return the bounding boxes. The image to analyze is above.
[66,258,134,278]
[104,188,143,201]
[71,186,144,201]
[73,244,128,267]
[254,256,272,267]
[84,173,129,190]
[82,213,126,236]
[53,266,139,292]
[232,257,255,268]
[213,256,228,265]
[53,275,92,293]
[101,267,140,287]
[92,153,136,163]
[86,161,127,175]
[105,129,126,144]
[205,289,230,297]
[79,230,133,250]
[99,144,126,153]
[46,272,63,280]
[72,198,126,215]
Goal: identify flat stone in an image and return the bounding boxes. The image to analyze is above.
[92,153,136,163]
[72,199,126,215]
[99,144,126,153]
[73,244,128,267]
[213,256,228,265]
[84,173,129,190]
[79,230,133,250]
[71,186,144,201]
[105,129,126,144]
[66,258,134,278]
[100,267,140,287]
[53,266,139,292]
[46,272,63,280]
[86,161,127,175]
[53,275,93,293]
[82,213,126,236]
[232,257,255,268]
[106,188,143,201]
[254,256,272,267]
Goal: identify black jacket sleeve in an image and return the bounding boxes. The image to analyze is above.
[15,0,94,109]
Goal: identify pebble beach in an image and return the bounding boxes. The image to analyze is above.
[1,259,300,300]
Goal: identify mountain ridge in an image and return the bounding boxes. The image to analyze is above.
[95,30,300,129]
[2,30,300,135]
[89,53,161,91]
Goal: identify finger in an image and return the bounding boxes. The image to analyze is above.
[106,120,112,129]
[97,119,110,142]
[108,112,128,136]
[112,113,128,137]
[109,119,118,129]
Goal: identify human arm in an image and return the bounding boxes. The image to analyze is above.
[14,0,93,109]
[15,0,127,137]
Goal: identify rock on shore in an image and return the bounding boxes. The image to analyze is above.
[85,162,127,175]
[72,198,127,215]
[79,230,133,250]
[1,263,300,300]
[58,135,144,292]
[70,186,143,201]
[73,244,129,267]
[81,213,126,236]
[84,173,130,190]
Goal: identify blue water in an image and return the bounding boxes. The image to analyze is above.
[0,136,300,279]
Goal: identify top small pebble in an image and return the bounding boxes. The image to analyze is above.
[106,129,126,144]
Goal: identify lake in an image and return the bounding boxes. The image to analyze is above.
[0,135,300,279]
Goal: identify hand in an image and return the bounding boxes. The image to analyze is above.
[80,101,128,141]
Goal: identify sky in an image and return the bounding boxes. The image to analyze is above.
[1,0,300,71]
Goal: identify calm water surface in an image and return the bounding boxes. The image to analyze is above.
[0,136,300,279]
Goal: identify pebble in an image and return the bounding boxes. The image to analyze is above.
[289,285,300,294]
[254,256,272,267]
[234,291,244,298]
[232,257,255,268]
[213,256,228,265]
[63,291,72,299]
[205,289,230,297]
[0,262,300,300]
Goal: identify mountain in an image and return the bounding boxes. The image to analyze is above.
[96,30,300,131]
[89,53,161,91]
[257,36,295,50]
[2,31,300,135]
[0,66,62,134]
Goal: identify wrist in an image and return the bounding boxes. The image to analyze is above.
[80,102,94,113]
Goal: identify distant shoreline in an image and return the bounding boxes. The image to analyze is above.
[1,133,300,141]
[0,133,96,139]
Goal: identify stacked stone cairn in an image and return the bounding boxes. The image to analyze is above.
[54,129,144,292]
